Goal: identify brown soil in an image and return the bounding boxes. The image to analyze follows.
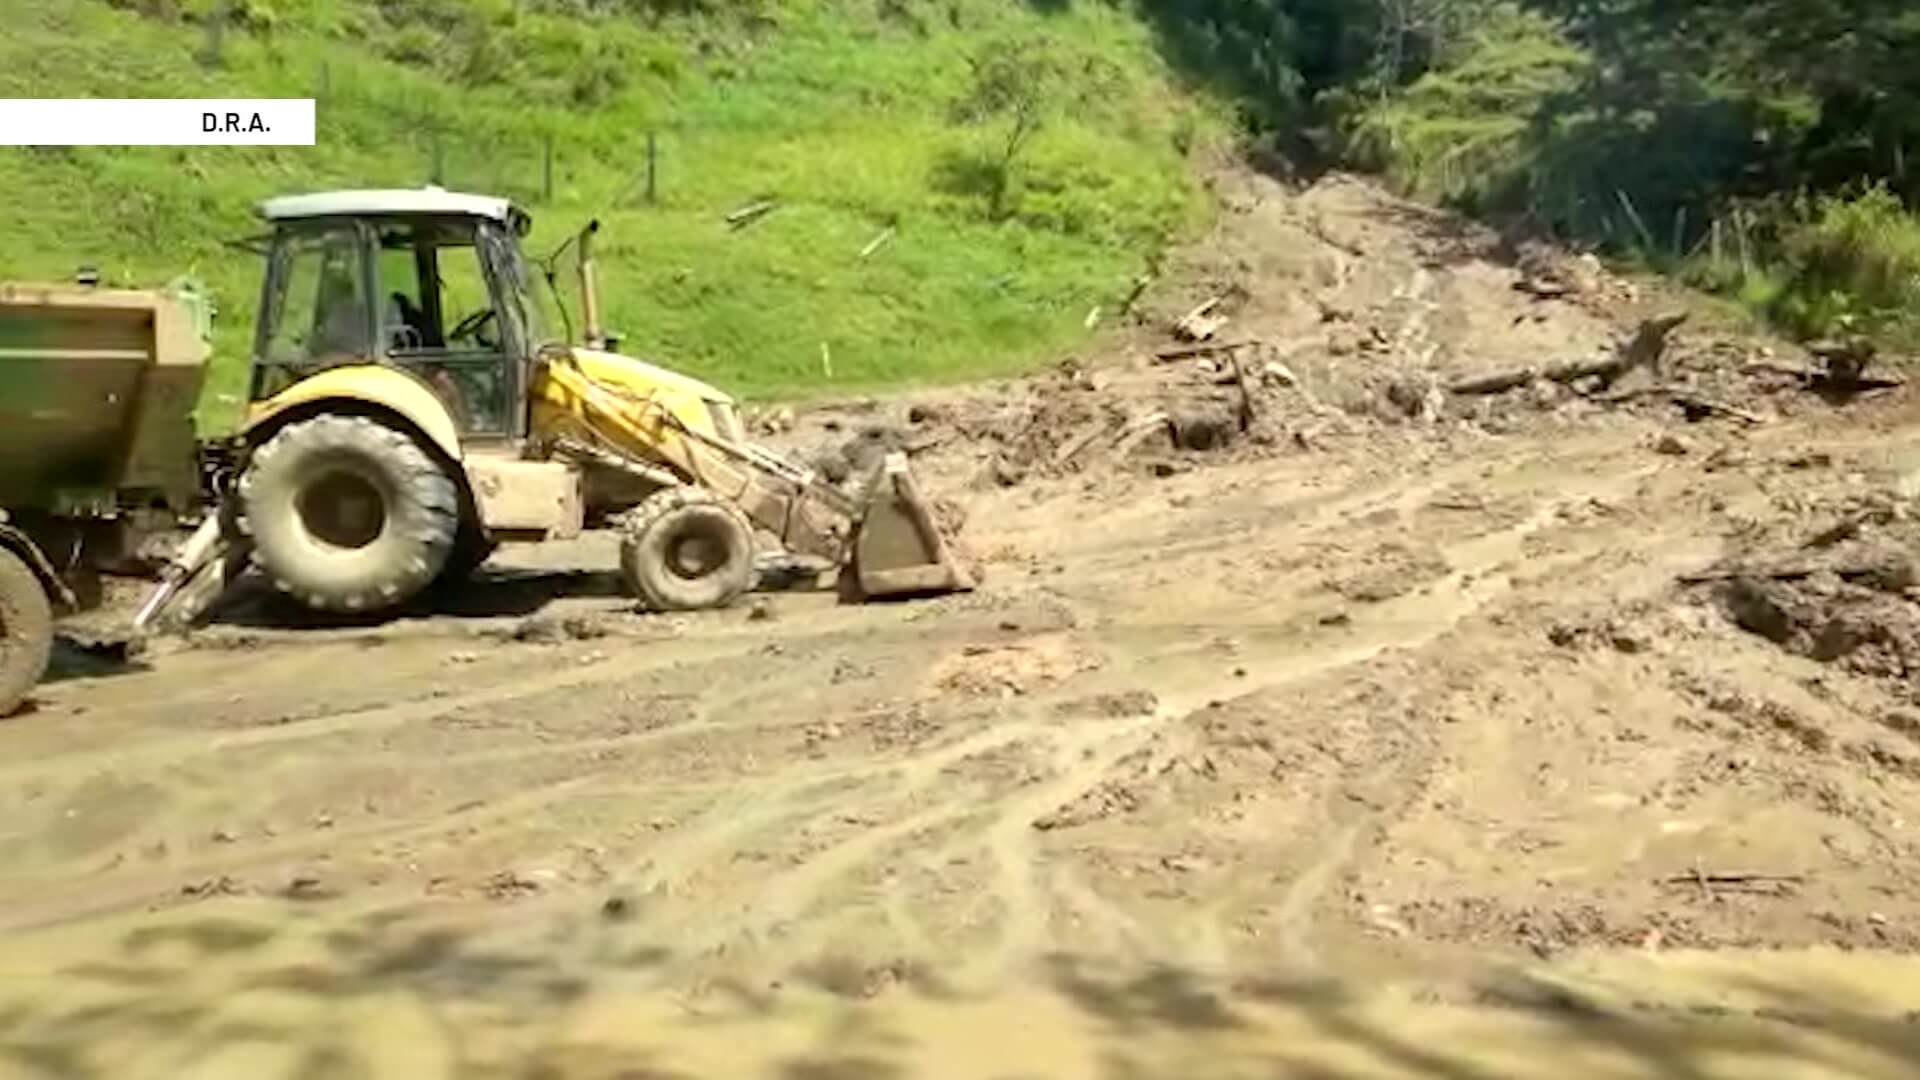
[7,165,1920,1077]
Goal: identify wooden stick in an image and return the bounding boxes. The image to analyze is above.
[1741,361,1905,392]
[1052,420,1112,467]
[1678,563,1891,586]
[1670,392,1765,425]
[1603,386,1765,424]
[1155,339,1259,362]
[1178,296,1220,325]
[726,199,778,228]
[1450,312,1690,396]
[1661,871,1803,888]
[859,226,895,259]
[1231,350,1257,430]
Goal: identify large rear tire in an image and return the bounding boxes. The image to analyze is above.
[0,548,53,718]
[619,488,755,612]
[439,521,498,586]
[241,415,460,614]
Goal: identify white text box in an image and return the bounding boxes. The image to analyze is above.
[0,99,316,146]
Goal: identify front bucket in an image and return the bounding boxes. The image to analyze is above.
[843,452,975,601]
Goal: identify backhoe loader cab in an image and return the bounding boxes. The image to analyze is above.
[246,189,736,446]
[134,187,972,628]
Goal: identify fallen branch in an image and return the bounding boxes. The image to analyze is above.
[1052,418,1113,468]
[1155,339,1260,362]
[1174,296,1226,342]
[1741,361,1905,393]
[1677,563,1891,586]
[1660,870,1803,897]
[858,225,895,259]
[1449,312,1690,397]
[1671,392,1764,424]
[1110,411,1172,457]
[1603,386,1766,425]
[1230,350,1257,430]
[1660,872,1804,885]
[1660,866,1805,903]
[726,199,779,229]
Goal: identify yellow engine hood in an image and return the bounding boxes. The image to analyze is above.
[569,348,735,408]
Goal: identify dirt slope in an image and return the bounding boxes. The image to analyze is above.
[4,166,1920,1078]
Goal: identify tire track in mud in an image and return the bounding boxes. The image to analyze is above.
[0,427,1763,980]
[0,637,775,787]
[701,454,1687,983]
[905,458,1682,978]
[607,723,1057,959]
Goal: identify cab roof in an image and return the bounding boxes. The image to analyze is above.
[259,187,523,225]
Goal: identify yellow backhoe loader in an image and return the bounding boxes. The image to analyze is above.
[134,188,971,631]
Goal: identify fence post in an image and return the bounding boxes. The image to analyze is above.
[199,3,227,68]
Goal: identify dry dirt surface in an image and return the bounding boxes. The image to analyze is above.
[7,168,1920,1078]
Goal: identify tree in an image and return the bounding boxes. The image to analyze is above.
[948,36,1108,218]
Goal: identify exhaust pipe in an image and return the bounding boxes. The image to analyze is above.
[578,220,604,350]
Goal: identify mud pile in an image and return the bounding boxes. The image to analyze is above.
[768,167,1890,497]
[1688,492,1920,694]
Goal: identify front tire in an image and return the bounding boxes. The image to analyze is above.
[619,488,755,612]
[0,548,53,717]
[241,415,460,614]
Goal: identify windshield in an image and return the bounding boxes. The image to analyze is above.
[539,229,588,348]
[486,227,560,350]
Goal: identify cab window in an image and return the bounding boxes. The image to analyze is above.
[372,219,518,437]
[254,223,368,397]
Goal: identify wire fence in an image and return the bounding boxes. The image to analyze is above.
[310,62,662,210]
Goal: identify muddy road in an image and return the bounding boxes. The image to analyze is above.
[7,388,1920,1076]
[8,167,1920,1076]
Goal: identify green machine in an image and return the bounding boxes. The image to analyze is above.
[0,277,211,714]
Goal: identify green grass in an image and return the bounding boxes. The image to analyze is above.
[1673,184,1920,348]
[0,0,1225,431]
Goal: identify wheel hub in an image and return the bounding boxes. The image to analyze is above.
[668,534,722,579]
[298,470,387,550]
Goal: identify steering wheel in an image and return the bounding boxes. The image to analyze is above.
[448,308,497,345]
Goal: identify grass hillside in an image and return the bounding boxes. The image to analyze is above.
[0,0,1225,430]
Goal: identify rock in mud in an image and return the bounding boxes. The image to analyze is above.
[1709,566,1920,683]
[989,455,1028,488]
[807,446,853,484]
[1717,578,1796,643]
[507,617,567,644]
[844,424,907,474]
[562,615,608,640]
[1169,408,1239,451]
[1383,376,1444,422]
